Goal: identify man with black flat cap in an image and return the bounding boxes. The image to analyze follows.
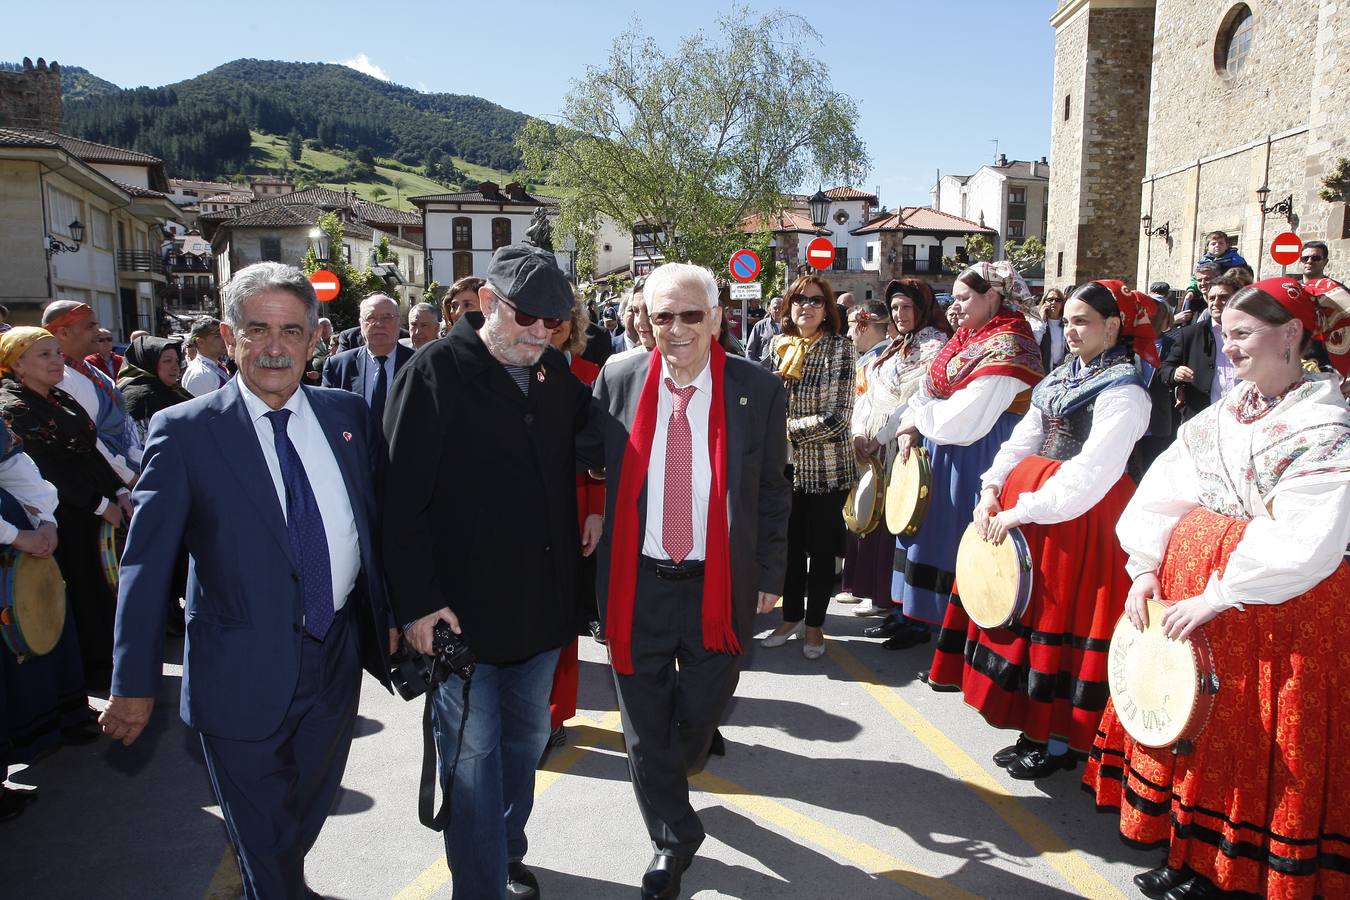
[383,241,595,900]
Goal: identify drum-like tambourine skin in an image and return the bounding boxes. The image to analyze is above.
[884,446,932,537]
[843,456,885,536]
[954,521,1033,629]
[0,550,68,660]
[1107,598,1219,750]
[99,520,125,591]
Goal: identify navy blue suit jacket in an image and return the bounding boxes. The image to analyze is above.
[321,343,414,400]
[111,379,393,741]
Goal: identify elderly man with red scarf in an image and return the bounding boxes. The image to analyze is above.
[587,261,790,899]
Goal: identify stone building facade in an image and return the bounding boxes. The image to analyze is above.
[0,58,62,132]
[1047,0,1350,294]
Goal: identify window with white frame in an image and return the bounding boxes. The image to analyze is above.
[1008,220,1025,238]
[1008,187,1026,205]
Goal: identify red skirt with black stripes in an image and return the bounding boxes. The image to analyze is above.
[1082,507,1350,899]
[927,455,1133,752]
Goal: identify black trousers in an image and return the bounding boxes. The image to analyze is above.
[782,487,848,628]
[612,569,744,859]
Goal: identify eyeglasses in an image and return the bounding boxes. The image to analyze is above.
[362,314,399,325]
[493,292,564,331]
[1301,255,1326,263]
[790,293,826,308]
[649,310,707,327]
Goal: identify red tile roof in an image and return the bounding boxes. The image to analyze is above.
[824,186,878,203]
[740,209,828,235]
[0,127,162,164]
[851,207,994,235]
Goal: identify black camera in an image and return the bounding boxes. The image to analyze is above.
[391,622,476,701]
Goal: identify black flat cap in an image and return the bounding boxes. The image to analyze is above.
[485,243,572,320]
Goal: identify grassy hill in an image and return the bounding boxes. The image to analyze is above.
[247,131,557,209]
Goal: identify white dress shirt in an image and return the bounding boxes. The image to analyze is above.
[1030,317,1067,370]
[642,356,713,561]
[57,365,138,483]
[181,356,229,397]
[362,348,397,407]
[237,380,361,611]
[0,451,59,545]
[1210,321,1241,403]
[905,375,1029,446]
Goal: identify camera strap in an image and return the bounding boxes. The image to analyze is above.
[418,675,471,832]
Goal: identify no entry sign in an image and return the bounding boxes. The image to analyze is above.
[310,268,341,302]
[729,248,761,283]
[1270,232,1303,267]
[805,236,835,271]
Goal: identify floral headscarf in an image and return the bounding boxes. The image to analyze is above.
[960,260,1033,312]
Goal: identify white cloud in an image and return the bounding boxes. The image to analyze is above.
[336,53,390,82]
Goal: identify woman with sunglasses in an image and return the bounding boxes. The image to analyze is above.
[845,281,952,624]
[761,275,856,659]
[888,262,1043,649]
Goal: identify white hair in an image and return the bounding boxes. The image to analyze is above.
[644,262,718,311]
[409,302,441,321]
[222,262,318,332]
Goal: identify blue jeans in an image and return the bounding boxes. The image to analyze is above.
[430,648,559,900]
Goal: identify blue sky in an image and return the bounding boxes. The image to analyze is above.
[8,1,1057,207]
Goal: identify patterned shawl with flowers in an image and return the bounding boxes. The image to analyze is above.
[924,309,1044,400]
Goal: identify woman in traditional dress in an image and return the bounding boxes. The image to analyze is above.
[887,262,1043,649]
[1083,277,1350,900]
[0,328,128,688]
[927,281,1155,779]
[844,280,952,623]
[761,274,855,659]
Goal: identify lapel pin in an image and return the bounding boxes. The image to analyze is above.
[342,431,352,442]
[537,370,546,383]
[739,397,748,406]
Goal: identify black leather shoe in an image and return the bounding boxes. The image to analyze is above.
[1006,748,1076,780]
[507,860,540,899]
[864,619,902,639]
[547,726,567,749]
[708,729,726,757]
[1162,875,1219,900]
[641,853,689,900]
[1134,863,1189,898]
[993,736,1038,768]
[882,629,931,650]
[588,620,604,643]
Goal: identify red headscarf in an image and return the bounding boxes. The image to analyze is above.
[1093,280,1160,368]
[1253,276,1350,376]
[605,343,736,675]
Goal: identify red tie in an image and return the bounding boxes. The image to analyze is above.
[662,378,697,562]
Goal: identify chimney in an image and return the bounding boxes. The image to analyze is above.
[997,153,1008,167]
[504,182,527,201]
[478,181,499,200]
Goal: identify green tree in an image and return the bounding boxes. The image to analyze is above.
[517,7,868,272]
[1320,157,1350,203]
[368,186,390,202]
[390,175,408,207]
[942,234,1045,276]
[287,129,303,162]
[301,212,382,330]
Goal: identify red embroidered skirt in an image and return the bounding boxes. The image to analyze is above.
[1082,506,1350,899]
[928,455,1133,752]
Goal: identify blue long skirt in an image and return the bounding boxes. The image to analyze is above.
[892,411,1022,625]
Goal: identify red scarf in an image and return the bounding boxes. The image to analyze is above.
[925,309,1043,399]
[606,343,735,675]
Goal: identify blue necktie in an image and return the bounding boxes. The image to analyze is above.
[264,409,334,640]
[370,355,389,426]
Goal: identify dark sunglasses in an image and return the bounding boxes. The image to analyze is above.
[494,292,563,331]
[790,293,826,308]
[649,310,707,327]
[1301,255,1326,262]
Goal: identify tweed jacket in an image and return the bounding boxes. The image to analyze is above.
[772,332,856,493]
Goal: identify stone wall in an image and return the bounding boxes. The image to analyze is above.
[1045,5,1089,292]
[0,58,62,131]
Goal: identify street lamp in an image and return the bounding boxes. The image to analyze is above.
[808,190,830,229]
[1255,184,1294,225]
[1140,214,1171,242]
[308,227,332,264]
[46,218,85,257]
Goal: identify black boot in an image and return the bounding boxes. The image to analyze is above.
[1133,862,1188,899]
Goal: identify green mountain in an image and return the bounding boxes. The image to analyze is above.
[0,61,120,100]
[58,58,530,182]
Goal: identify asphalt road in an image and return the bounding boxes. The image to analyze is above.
[4,599,1155,898]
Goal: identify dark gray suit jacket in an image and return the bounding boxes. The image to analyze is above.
[587,350,791,640]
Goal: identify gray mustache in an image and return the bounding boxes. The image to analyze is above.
[256,354,293,369]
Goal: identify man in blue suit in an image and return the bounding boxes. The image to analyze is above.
[100,261,398,899]
[321,292,414,423]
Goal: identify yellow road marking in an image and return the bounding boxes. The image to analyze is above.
[825,640,1127,900]
[390,710,622,900]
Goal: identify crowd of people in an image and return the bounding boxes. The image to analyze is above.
[1,227,1348,900]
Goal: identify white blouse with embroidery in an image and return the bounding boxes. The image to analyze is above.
[902,375,1028,447]
[981,383,1150,525]
[851,327,949,447]
[1117,374,1350,611]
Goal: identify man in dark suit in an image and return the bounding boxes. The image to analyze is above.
[586,262,790,899]
[383,243,594,900]
[100,262,397,899]
[1161,276,1240,421]
[322,293,414,423]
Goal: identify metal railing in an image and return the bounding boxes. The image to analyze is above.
[116,250,164,275]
